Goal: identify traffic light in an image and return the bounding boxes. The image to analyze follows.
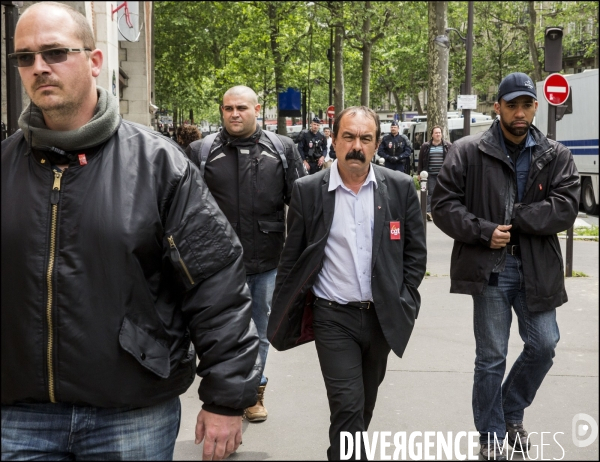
[544,27,563,73]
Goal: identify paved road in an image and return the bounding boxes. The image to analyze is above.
[175,219,599,461]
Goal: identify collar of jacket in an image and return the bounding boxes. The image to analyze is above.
[219,124,262,148]
[479,119,553,166]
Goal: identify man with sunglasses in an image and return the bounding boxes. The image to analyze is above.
[1,3,260,460]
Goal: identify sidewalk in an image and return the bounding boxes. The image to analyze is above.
[175,221,599,461]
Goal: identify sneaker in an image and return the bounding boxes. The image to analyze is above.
[244,380,268,422]
[506,422,531,450]
[479,443,507,461]
[426,213,433,222]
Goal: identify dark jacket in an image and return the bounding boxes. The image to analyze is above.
[297,129,326,161]
[267,165,427,357]
[417,139,452,175]
[378,133,412,161]
[186,126,305,275]
[1,121,260,413]
[431,120,580,311]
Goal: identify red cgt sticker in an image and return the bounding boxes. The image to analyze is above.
[390,221,401,240]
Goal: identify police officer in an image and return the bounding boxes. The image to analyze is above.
[378,120,412,174]
[297,117,326,175]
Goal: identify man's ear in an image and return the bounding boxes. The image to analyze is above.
[90,48,103,78]
[494,102,501,116]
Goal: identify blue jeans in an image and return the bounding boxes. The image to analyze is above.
[1,398,181,460]
[247,268,277,387]
[472,254,560,444]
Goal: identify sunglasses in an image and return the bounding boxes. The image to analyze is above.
[8,47,91,68]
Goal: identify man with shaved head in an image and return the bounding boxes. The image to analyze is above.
[187,85,305,423]
[2,3,260,460]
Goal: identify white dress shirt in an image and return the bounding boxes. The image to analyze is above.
[312,160,377,303]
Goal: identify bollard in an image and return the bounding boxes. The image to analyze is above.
[419,171,428,242]
[565,226,573,277]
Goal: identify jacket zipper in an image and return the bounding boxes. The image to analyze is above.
[253,158,258,263]
[46,169,63,403]
[167,236,195,285]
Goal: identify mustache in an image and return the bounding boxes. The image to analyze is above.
[345,150,366,162]
[34,76,61,90]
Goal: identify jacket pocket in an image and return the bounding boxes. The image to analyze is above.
[258,220,285,234]
[119,316,170,379]
[166,216,241,290]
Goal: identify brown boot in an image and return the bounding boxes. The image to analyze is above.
[244,381,268,422]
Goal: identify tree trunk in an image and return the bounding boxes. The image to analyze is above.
[268,4,287,136]
[334,3,345,117]
[427,1,449,139]
[360,1,372,107]
[392,90,402,118]
[361,42,372,107]
[412,90,424,115]
[526,1,543,82]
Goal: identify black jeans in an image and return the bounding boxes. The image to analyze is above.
[313,298,391,460]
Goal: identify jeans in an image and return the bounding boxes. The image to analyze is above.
[472,255,560,444]
[247,268,277,387]
[426,173,438,213]
[1,397,181,460]
[313,298,391,460]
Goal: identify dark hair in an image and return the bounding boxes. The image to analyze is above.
[23,2,96,50]
[333,106,380,143]
[430,125,443,136]
[177,125,202,149]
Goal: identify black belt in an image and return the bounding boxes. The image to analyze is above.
[315,297,372,310]
[506,245,520,256]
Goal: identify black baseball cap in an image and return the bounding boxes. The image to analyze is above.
[497,72,537,102]
[312,117,321,124]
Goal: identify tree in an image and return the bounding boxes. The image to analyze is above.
[427,1,449,139]
[345,1,394,107]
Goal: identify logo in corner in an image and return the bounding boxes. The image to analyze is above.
[572,413,599,448]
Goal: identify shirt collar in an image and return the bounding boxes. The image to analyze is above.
[329,159,378,192]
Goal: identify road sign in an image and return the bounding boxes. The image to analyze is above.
[543,73,570,106]
[457,95,477,110]
[326,105,335,119]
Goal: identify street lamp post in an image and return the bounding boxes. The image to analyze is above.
[464,1,474,136]
[328,27,333,128]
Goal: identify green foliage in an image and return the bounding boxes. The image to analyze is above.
[574,226,599,237]
[154,1,599,125]
[571,271,589,277]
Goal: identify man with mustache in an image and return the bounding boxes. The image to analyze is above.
[431,72,580,460]
[268,106,427,460]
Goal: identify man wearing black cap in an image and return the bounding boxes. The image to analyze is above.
[432,72,580,460]
[297,117,326,175]
[377,120,412,174]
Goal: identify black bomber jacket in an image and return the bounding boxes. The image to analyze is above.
[1,120,260,413]
[186,126,305,275]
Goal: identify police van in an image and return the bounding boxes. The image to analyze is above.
[409,113,493,172]
[534,69,599,215]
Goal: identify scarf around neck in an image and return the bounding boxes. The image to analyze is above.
[18,86,121,151]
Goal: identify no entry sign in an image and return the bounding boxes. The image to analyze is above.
[543,73,570,106]
[326,105,335,119]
